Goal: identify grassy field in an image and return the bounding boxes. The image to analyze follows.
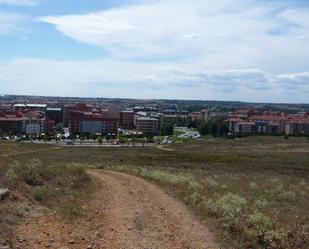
[0,136,308,248]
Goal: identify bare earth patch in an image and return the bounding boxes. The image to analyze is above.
[13,170,218,249]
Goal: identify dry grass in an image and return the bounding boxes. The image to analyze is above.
[0,150,92,244]
[0,136,308,248]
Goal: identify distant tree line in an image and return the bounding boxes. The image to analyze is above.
[160,117,228,137]
[189,119,229,137]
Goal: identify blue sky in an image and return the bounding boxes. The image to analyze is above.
[0,0,309,103]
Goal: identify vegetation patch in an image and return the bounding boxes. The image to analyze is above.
[0,137,308,248]
[0,156,92,243]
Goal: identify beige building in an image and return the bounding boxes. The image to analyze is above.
[136,117,159,135]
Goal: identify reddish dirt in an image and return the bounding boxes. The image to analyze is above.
[13,170,218,249]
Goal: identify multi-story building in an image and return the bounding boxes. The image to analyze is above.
[249,114,287,134]
[120,111,135,129]
[46,107,63,125]
[13,104,47,113]
[0,112,24,134]
[0,104,13,112]
[63,104,76,127]
[136,117,159,135]
[68,103,117,135]
[285,120,309,135]
[0,111,53,135]
[162,110,189,117]
[191,112,203,121]
[234,121,256,134]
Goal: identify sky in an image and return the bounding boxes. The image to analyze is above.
[0,0,309,103]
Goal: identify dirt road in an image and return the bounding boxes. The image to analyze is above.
[14,170,218,249]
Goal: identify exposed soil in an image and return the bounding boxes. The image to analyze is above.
[13,170,218,249]
[156,145,176,152]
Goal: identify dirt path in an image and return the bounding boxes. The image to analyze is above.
[156,145,176,151]
[14,170,218,249]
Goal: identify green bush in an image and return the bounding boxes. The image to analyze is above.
[246,212,286,248]
[139,169,189,184]
[185,191,201,206]
[215,193,247,228]
[203,198,218,217]
[277,191,297,202]
[204,177,219,189]
[255,198,269,209]
[6,159,44,186]
[188,179,203,192]
[249,182,258,191]
[33,186,47,201]
[5,161,19,183]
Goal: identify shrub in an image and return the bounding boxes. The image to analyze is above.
[249,182,258,191]
[139,169,188,185]
[203,198,218,217]
[185,191,201,206]
[255,198,269,209]
[5,161,19,183]
[33,186,47,201]
[204,177,219,189]
[246,212,286,248]
[6,159,44,186]
[299,179,306,187]
[277,191,297,202]
[58,204,83,218]
[215,193,247,229]
[66,163,90,188]
[188,179,203,192]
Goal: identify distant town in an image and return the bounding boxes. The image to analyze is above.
[1,95,309,143]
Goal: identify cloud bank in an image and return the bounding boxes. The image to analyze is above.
[40,0,309,72]
[1,58,309,102]
[0,0,309,102]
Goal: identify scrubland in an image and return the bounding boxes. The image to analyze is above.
[0,136,308,248]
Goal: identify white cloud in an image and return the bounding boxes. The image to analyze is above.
[278,8,309,29]
[0,0,37,5]
[40,0,309,73]
[1,0,308,102]
[1,58,309,102]
[0,12,27,35]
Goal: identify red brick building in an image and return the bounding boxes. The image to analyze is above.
[68,104,118,135]
[120,111,135,129]
[0,111,54,135]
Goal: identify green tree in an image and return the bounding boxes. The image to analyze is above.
[117,135,126,144]
[55,123,64,132]
[209,120,218,137]
[97,136,103,144]
[146,135,154,143]
[199,123,209,136]
[161,124,174,136]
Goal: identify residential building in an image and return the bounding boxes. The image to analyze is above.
[120,111,135,129]
[0,111,53,135]
[13,104,47,113]
[0,112,24,134]
[234,122,255,134]
[191,112,203,121]
[249,114,287,134]
[136,117,159,135]
[68,104,117,135]
[46,107,63,125]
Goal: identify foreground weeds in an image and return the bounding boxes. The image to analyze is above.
[104,165,308,249]
[0,137,308,248]
[0,159,92,243]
